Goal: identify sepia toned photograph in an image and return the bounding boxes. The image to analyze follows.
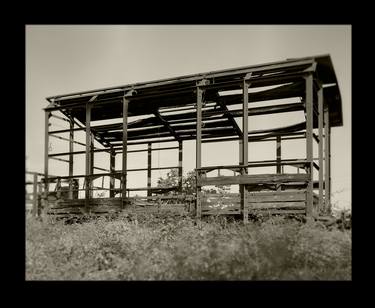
[25,25,351,280]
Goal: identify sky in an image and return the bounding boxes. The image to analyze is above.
[25,25,351,209]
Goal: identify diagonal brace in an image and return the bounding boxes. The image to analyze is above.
[153,110,181,141]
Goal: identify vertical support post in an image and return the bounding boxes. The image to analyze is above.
[38,181,42,216]
[85,102,92,211]
[276,136,281,174]
[305,74,314,218]
[324,105,331,213]
[68,115,74,199]
[178,141,183,193]
[240,78,249,224]
[109,148,116,198]
[318,85,324,214]
[44,111,50,207]
[196,85,203,220]
[122,95,129,206]
[147,143,152,197]
[32,173,38,217]
[90,133,94,198]
[239,139,243,165]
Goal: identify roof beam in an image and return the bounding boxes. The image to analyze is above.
[215,98,243,138]
[153,110,181,141]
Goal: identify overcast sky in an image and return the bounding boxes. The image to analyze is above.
[26,25,351,209]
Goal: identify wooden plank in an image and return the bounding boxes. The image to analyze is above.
[196,83,203,219]
[69,115,74,199]
[242,78,249,224]
[305,74,314,217]
[248,202,305,209]
[90,133,94,198]
[53,197,123,209]
[153,110,181,141]
[178,141,183,193]
[122,96,129,202]
[324,105,331,213]
[248,209,306,215]
[32,173,38,217]
[44,111,50,204]
[276,136,281,174]
[318,85,324,213]
[198,173,309,186]
[147,143,152,197]
[248,191,306,202]
[85,101,92,210]
[203,209,241,215]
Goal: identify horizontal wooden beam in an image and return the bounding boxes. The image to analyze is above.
[198,173,309,186]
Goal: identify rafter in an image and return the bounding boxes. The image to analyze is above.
[153,110,181,141]
[215,96,243,138]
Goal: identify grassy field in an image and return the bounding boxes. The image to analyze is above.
[26,213,351,280]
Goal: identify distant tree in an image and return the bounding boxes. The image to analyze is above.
[157,169,196,194]
[156,169,231,195]
[157,169,179,188]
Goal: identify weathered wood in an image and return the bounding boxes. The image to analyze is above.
[276,136,281,174]
[248,209,306,215]
[305,74,314,217]
[178,141,183,193]
[324,105,331,213]
[90,133,94,198]
[50,157,70,163]
[147,143,152,197]
[110,149,116,198]
[248,202,305,209]
[198,173,309,186]
[44,111,50,203]
[248,191,306,202]
[85,101,92,210]
[153,110,181,141]
[69,115,74,199]
[53,197,123,209]
[241,78,250,223]
[196,83,204,219]
[318,85,324,213]
[122,96,129,202]
[32,173,38,217]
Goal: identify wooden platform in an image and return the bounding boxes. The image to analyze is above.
[46,188,319,218]
[46,196,194,217]
[201,190,316,216]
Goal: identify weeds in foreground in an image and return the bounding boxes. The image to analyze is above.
[26,214,351,280]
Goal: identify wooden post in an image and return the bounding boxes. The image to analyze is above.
[305,74,314,218]
[109,148,116,198]
[44,111,50,206]
[241,79,249,224]
[318,85,324,214]
[85,102,92,211]
[38,181,42,216]
[32,173,38,217]
[324,105,331,214]
[196,84,203,220]
[276,136,281,174]
[122,95,129,206]
[178,141,183,193]
[147,143,152,197]
[68,115,74,199]
[90,133,94,198]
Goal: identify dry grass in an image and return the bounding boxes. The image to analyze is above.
[26,213,351,280]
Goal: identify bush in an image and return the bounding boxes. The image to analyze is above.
[26,214,351,280]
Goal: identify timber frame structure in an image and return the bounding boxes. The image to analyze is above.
[41,54,342,221]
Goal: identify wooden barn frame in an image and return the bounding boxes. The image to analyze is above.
[40,54,342,221]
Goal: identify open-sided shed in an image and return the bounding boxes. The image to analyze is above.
[42,54,342,221]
